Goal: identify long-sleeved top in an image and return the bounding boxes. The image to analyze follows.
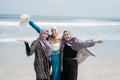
[61,39,95,65]
[25,40,50,80]
[63,43,77,58]
[29,20,61,80]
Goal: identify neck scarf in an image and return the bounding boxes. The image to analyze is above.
[62,30,82,50]
[63,37,83,51]
[37,29,52,57]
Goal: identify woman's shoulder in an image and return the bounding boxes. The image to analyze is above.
[32,40,43,49]
[72,37,79,41]
[32,40,41,45]
[32,40,38,43]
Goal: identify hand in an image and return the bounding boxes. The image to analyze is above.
[16,39,27,43]
[61,66,63,72]
[94,40,103,44]
[49,66,52,75]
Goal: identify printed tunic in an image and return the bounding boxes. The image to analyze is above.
[25,40,50,80]
[29,20,61,80]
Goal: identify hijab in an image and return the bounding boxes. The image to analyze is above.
[61,30,96,65]
[37,28,52,57]
[62,30,83,51]
[62,30,95,56]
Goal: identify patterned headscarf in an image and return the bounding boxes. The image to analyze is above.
[62,30,95,56]
[62,30,82,50]
[37,28,52,57]
[61,30,95,65]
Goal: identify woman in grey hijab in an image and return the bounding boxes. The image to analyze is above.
[61,30,103,80]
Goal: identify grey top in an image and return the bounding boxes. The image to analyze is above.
[61,39,96,65]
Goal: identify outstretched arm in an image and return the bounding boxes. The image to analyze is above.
[17,40,35,56]
[82,39,103,47]
[29,20,42,33]
[93,40,103,44]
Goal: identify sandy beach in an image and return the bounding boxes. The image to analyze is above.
[78,59,120,80]
[0,59,120,80]
[0,40,120,80]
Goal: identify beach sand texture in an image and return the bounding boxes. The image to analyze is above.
[0,59,120,80]
[0,40,120,80]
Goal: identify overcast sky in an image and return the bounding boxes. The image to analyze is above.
[0,0,120,17]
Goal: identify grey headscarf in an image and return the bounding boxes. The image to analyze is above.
[62,30,83,51]
[37,28,52,57]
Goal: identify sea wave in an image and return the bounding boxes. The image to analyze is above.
[0,21,120,27]
[0,20,120,42]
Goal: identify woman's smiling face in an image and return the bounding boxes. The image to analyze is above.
[63,31,71,41]
[41,30,49,39]
[51,26,59,38]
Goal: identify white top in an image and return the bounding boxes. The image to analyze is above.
[51,42,60,51]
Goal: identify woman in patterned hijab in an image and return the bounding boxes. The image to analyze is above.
[18,28,52,80]
[61,30,103,80]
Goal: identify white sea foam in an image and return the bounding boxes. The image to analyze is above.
[0,21,120,27]
[0,20,120,42]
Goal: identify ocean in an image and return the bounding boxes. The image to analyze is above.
[0,14,120,42]
[0,14,120,80]
[0,14,120,59]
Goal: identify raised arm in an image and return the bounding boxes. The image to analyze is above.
[82,39,103,47]
[29,20,51,41]
[29,20,42,33]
